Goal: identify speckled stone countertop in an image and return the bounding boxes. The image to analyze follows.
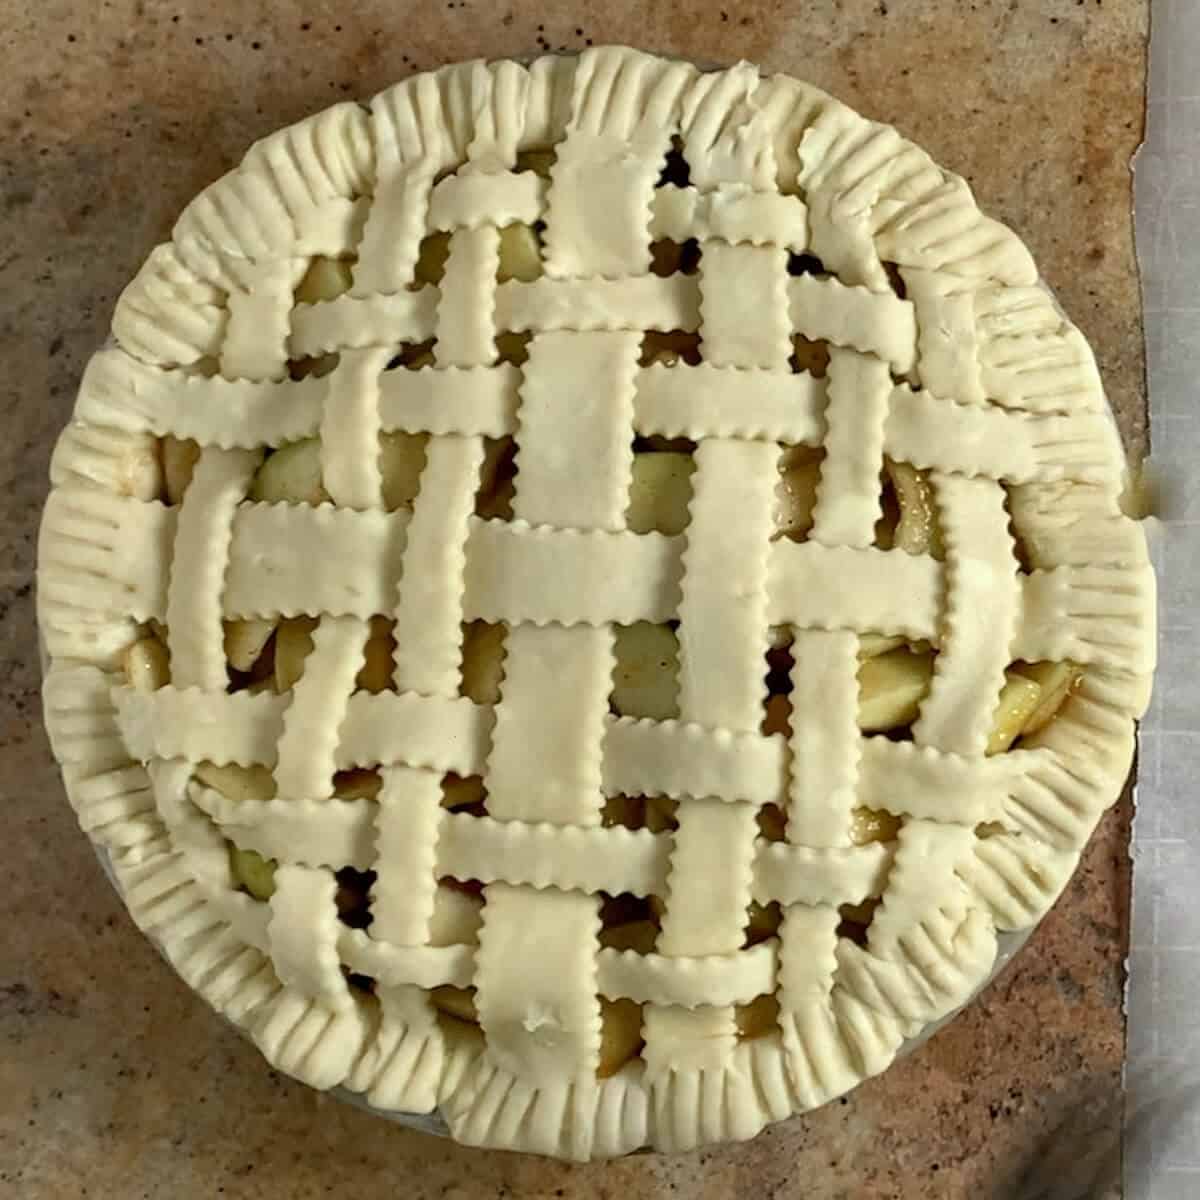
[0,2,1148,1197]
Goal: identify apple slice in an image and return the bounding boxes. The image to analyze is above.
[250,439,328,505]
[228,845,277,901]
[1011,660,1082,735]
[427,886,484,947]
[735,993,780,1040]
[744,900,782,945]
[857,633,907,659]
[475,437,518,518]
[776,447,823,540]
[460,622,507,705]
[430,985,478,1023]
[379,431,427,512]
[356,618,396,693]
[627,452,694,536]
[161,435,201,504]
[332,769,383,801]
[123,637,170,692]
[295,256,353,304]
[194,761,277,800]
[987,671,1043,754]
[601,794,646,829]
[611,623,680,721]
[515,148,555,177]
[849,807,901,846]
[497,223,543,282]
[597,998,644,1077]
[885,459,943,557]
[441,774,486,811]
[857,646,935,732]
[223,617,276,673]
[599,920,659,955]
[644,795,679,833]
[274,616,318,692]
[413,233,451,287]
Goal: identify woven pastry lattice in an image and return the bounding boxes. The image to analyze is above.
[39,48,1154,1158]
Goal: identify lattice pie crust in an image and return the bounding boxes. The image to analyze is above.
[38,48,1155,1159]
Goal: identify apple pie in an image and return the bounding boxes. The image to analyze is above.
[39,46,1155,1158]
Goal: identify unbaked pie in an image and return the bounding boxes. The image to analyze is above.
[39,46,1155,1159]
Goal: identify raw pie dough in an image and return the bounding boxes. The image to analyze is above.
[38,46,1156,1159]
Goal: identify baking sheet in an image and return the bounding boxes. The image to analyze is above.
[1127,0,1200,1195]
